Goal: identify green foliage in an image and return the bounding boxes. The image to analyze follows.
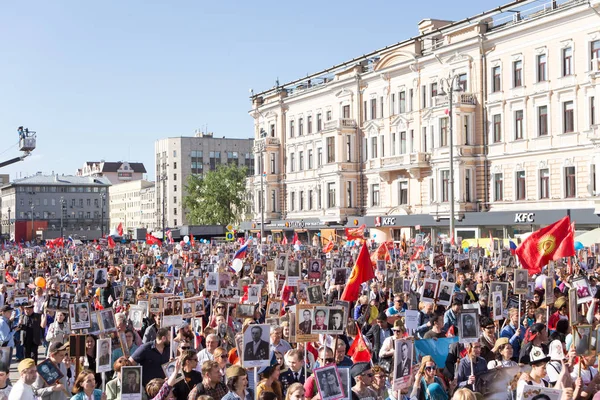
[183,164,248,226]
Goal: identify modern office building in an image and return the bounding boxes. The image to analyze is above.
[154,131,254,230]
[0,173,111,242]
[108,179,155,235]
[245,0,600,243]
[76,161,146,185]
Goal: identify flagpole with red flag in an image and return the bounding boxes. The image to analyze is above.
[347,322,372,363]
[340,243,374,302]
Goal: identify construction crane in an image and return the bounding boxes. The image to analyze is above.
[0,126,37,169]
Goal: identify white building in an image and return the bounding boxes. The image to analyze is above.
[108,179,155,234]
[77,161,146,185]
[245,0,600,243]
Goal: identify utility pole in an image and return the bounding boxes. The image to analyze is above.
[60,197,65,239]
[100,193,106,238]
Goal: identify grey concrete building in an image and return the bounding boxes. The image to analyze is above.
[154,131,254,231]
[0,173,111,242]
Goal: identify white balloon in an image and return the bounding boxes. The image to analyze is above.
[184,235,190,243]
[231,258,243,273]
[535,274,547,289]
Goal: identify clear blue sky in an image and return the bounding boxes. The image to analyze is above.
[0,0,503,181]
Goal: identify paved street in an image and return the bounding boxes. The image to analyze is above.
[8,346,45,384]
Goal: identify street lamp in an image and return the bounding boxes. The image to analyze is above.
[438,74,464,242]
[60,197,65,239]
[30,204,35,243]
[7,207,10,241]
[260,152,265,243]
[159,168,168,243]
[100,192,106,238]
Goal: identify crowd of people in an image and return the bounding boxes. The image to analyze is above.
[0,231,595,400]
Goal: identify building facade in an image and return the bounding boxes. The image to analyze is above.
[77,161,146,185]
[245,0,600,242]
[0,174,111,242]
[108,179,155,235]
[154,131,254,231]
[140,185,156,232]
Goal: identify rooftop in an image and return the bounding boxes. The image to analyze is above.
[4,174,111,187]
[80,161,147,174]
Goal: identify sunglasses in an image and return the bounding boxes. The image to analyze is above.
[322,358,335,363]
[363,373,374,378]
[425,366,435,371]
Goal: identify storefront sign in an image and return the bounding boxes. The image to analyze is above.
[514,212,535,223]
[375,216,396,227]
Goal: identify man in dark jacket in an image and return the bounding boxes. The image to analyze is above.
[18,304,42,362]
[364,312,393,363]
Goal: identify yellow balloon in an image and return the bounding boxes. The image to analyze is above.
[35,276,46,288]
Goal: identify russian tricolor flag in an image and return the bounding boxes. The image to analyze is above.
[509,240,517,255]
[233,238,252,260]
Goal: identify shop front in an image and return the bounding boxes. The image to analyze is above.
[240,219,347,245]
[347,208,600,243]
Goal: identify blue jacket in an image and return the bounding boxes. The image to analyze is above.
[500,323,525,361]
[71,389,103,400]
[0,316,14,347]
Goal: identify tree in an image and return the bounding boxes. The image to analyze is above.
[183,164,248,226]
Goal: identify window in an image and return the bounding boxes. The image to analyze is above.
[173,162,177,169]
[465,169,471,202]
[513,60,523,87]
[289,120,295,137]
[421,85,427,108]
[317,113,322,131]
[308,149,313,169]
[494,173,503,201]
[371,184,380,206]
[173,150,177,158]
[270,153,276,174]
[399,91,406,113]
[271,190,276,211]
[317,148,323,167]
[591,40,600,69]
[493,114,502,142]
[380,96,384,118]
[591,97,596,126]
[327,183,336,208]
[290,192,295,211]
[441,170,449,202]
[515,110,524,140]
[563,101,574,133]
[298,118,304,136]
[492,66,501,92]
[342,105,350,119]
[307,116,312,134]
[327,137,335,163]
[318,186,322,209]
[270,123,275,137]
[431,83,438,98]
[299,191,304,210]
[536,106,548,136]
[290,153,295,172]
[540,168,550,199]
[308,190,313,210]
[326,110,332,121]
[341,182,349,208]
[298,151,304,171]
[458,74,467,92]
[173,208,177,215]
[363,101,367,120]
[537,54,547,82]
[174,219,177,226]
[173,173,178,180]
[346,135,351,162]
[380,135,385,157]
[370,98,377,120]
[400,131,407,154]
[463,116,470,145]
[371,137,378,158]
[516,170,526,200]
[440,117,449,147]
[409,89,414,112]
[565,166,576,198]
[563,47,573,76]
[592,164,597,195]
[391,94,396,115]
[174,185,177,192]
[399,181,408,205]
[391,132,396,156]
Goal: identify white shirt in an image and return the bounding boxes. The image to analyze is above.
[8,380,34,400]
[196,348,214,371]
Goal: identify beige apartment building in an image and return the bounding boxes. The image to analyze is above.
[108,179,155,235]
[244,0,600,243]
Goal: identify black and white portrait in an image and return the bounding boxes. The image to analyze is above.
[123,286,136,304]
[129,306,144,330]
[459,311,480,343]
[421,279,438,303]
[514,269,528,295]
[437,281,454,307]
[89,311,101,334]
[333,268,346,285]
[70,302,91,330]
[312,307,329,332]
[37,358,63,385]
[124,264,134,278]
[276,254,287,275]
[242,324,271,368]
[267,300,282,318]
[206,272,219,292]
[96,338,112,373]
[248,284,261,303]
[394,339,412,381]
[307,285,324,304]
[314,365,344,400]
[219,273,231,290]
[327,307,344,334]
[149,297,163,314]
[376,260,386,272]
[488,281,509,303]
[287,260,300,277]
[236,304,255,319]
[93,268,107,288]
[392,278,403,295]
[120,366,142,396]
[308,259,322,279]
[58,298,70,311]
[297,307,313,335]
[184,278,195,294]
[100,308,116,332]
[572,276,593,305]
[47,296,60,311]
[575,325,592,356]
[492,291,503,321]
[161,361,183,384]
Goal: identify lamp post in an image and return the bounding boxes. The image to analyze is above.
[160,171,167,243]
[260,152,265,243]
[60,197,65,239]
[30,204,35,243]
[439,74,463,242]
[7,207,10,241]
[100,192,106,238]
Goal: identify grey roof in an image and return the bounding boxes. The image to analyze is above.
[7,174,112,186]
[83,161,147,173]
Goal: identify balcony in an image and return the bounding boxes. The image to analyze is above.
[590,58,600,78]
[433,93,477,107]
[375,152,431,179]
[586,125,600,142]
[323,118,357,131]
[253,137,280,153]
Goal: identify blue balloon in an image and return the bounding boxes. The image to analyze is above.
[574,241,584,250]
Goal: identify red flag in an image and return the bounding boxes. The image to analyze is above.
[370,241,393,266]
[516,216,575,276]
[347,322,372,363]
[293,231,299,245]
[323,237,335,254]
[146,233,162,246]
[281,235,288,245]
[341,244,374,302]
[345,224,366,240]
[117,222,123,237]
[190,235,196,248]
[5,271,15,284]
[107,236,116,249]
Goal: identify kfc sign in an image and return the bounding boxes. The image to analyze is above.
[514,212,535,223]
[375,216,396,227]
